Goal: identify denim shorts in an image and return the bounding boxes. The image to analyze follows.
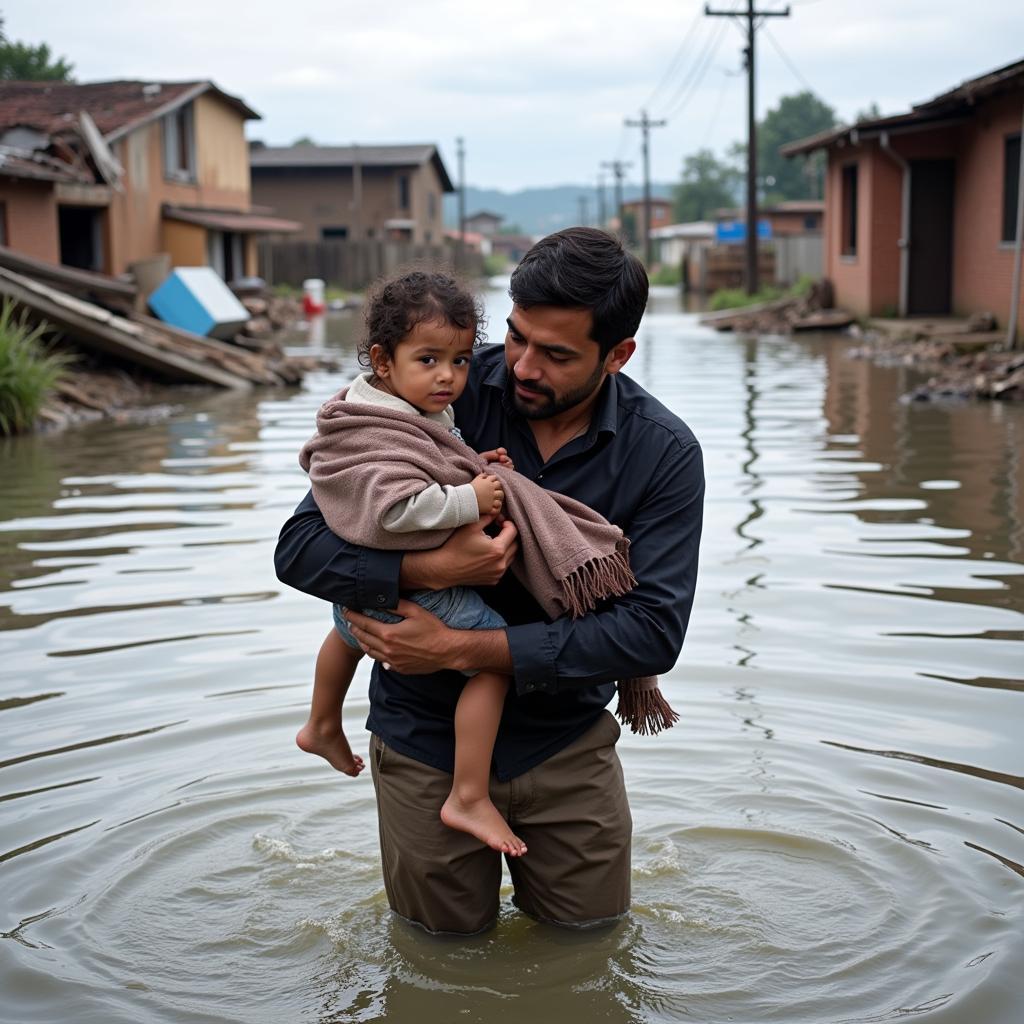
[333,587,506,676]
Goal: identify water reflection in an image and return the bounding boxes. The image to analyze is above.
[0,293,1023,1022]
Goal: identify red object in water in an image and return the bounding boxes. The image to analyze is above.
[302,294,325,315]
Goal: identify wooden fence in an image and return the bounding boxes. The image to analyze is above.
[258,240,484,291]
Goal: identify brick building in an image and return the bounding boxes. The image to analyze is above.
[783,59,1024,323]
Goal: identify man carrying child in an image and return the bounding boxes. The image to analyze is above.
[275,227,704,935]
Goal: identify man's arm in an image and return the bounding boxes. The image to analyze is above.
[274,490,519,606]
[344,441,705,693]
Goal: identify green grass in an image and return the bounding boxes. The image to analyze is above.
[708,274,818,312]
[649,264,682,286]
[0,299,70,434]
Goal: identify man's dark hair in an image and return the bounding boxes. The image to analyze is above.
[509,227,649,357]
[358,269,486,370]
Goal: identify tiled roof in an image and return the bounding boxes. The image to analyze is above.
[0,146,92,183]
[0,80,259,141]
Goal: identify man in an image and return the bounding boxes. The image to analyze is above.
[275,227,704,935]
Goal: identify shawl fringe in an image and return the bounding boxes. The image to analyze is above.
[558,547,638,619]
[616,679,681,736]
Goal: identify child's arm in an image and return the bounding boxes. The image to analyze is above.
[381,481,482,533]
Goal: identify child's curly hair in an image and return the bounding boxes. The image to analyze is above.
[358,270,487,372]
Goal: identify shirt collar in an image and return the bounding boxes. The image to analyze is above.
[483,356,620,439]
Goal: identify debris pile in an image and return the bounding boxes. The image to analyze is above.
[849,321,1024,402]
[700,280,855,334]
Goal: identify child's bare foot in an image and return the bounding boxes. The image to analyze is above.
[440,792,527,856]
[296,721,364,776]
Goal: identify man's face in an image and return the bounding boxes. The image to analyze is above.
[503,305,606,420]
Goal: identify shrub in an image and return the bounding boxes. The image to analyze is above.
[0,298,69,434]
[649,264,682,286]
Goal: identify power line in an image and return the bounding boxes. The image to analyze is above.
[643,8,708,112]
[762,23,818,96]
[705,0,792,295]
[662,16,732,120]
[701,66,740,148]
[624,111,667,267]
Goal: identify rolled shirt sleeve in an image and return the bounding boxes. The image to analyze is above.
[505,441,704,695]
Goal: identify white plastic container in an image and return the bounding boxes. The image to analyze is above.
[302,278,326,315]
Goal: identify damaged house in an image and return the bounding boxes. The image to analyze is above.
[0,79,298,281]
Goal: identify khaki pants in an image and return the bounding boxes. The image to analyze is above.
[369,710,632,935]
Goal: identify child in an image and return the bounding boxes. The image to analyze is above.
[297,271,677,858]
[297,270,528,856]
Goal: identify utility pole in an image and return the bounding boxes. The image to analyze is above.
[601,160,632,240]
[577,194,590,226]
[624,110,667,268]
[456,136,466,271]
[705,1,790,294]
[596,172,608,229]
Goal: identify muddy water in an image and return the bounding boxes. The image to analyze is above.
[1,285,1022,1023]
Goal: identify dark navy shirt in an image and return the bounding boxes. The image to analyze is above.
[274,344,704,780]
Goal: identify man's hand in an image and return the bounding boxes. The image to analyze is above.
[343,599,455,674]
[401,514,518,590]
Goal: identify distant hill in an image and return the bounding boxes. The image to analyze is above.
[444,184,677,237]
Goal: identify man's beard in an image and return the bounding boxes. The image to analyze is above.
[506,361,605,420]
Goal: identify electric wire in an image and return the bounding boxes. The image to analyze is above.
[643,6,707,112]
[661,16,733,121]
[762,23,819,97]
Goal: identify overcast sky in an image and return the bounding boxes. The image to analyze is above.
[5,1,1022,191]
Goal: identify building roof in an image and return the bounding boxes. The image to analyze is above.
[0,145,93,184]
[782,57,1024,157]
[0,80,260,143]
[466,210,504,222]
[249,143,455,192]
[649,221,716,240]
[162,203,301,234]
[713,201,824,218]
[621,197,673,209]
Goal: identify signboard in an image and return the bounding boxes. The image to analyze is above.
[716,219,773,243]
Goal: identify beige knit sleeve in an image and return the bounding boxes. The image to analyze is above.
[381,482,480,533]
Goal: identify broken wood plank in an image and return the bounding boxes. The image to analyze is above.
[0,244,136,300]
[791,310,855,331]
[0,268,252,390]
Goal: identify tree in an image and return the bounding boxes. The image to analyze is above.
[757,91,837,202]
[672,149,741,223]
[855,101,882,123]
[292,135,316,146]
[0,18,74,81]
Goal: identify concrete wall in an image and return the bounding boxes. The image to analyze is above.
[825,91,1024,324]
[953,91,1024,327]
[252,163,443,244]
[0,179,60,262]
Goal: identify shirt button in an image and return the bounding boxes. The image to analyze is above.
[376,594,387,604]
[537,473,544,480]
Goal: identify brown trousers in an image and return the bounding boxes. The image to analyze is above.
[369,710,632,935]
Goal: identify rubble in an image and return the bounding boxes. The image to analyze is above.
[849,322,1024,402]
[699,280,854,334]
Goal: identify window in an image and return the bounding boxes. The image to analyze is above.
[804,214,819,231]
[398,175,410,211]
[841,163,858,256]
[163,103,195,182]
[321,226,349,240]
[1002,133,1021,243]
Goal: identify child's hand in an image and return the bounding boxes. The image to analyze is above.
[471,472,504,516]
[480,447,515,472]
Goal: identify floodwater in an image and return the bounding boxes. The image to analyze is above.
[1,283,1023,1023]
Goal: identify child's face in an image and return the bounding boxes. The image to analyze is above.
[372,318,476,414]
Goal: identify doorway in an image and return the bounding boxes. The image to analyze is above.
[58,205,105,271]
[907,160,955,315]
